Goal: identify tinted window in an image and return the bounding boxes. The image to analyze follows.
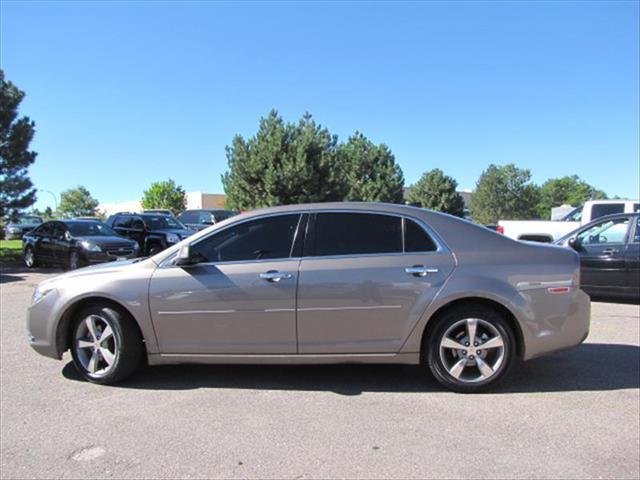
[143,215,185,230]
[131,217,145,230]
[178,211,197,224]
[633,203,639,213]
[633,217,640,244]
[113,216,131,228]
[67,222,117,237]
[34,223,53,236]
[213,211,235,222]
[578,217,629,245]
[190,214,300,263]
[591,203,624,220]
[405,219,437,252]
[314,213,402,256]
[198,212,214,224]
[51,223,67,238]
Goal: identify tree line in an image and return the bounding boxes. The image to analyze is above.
[1,71,610,225]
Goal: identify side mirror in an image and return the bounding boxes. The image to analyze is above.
[175,245,193,266]
[568,237,581,249]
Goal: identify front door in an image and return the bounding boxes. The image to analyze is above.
[297,212,455,354]
[576,216,631,294]
[149,213,303,354]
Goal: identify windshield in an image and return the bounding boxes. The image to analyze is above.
[16,216,43,225]
[67,221,118,237]
[143,215,186,230]
[561,207,582,222]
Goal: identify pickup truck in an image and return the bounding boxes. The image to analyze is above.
[497,199,639,242]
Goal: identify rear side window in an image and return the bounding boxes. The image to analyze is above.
[190,214,300,263]
[633,203,639,213]
[591,203,624,220]
[405,219,437,252]
[314,213,402,256]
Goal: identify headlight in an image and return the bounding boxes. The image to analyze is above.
[166,233,180,244]
[80,240,101,252]
[32,282,56,305]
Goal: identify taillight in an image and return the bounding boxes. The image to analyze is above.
[497,225,504,234]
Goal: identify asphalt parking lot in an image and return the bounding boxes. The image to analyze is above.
[1,269,638,480]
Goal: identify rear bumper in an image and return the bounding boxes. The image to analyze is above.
[515,287,591,361]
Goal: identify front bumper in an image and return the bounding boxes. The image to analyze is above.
[82,250,138,264]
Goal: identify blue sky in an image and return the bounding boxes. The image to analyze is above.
[1,1,638,210]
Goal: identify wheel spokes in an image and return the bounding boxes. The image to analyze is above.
[441,337,466,350]
[475,356,494,378]
[480,336,504,350]
[77,340,94,349]
[466,319,478,346]
[448,358,467,379]
[85,316,98,342]
[87,350,99,373]
[99,347,115,366]
[99,325,113,344]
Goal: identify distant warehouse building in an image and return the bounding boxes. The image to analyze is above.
[97,191,227,216]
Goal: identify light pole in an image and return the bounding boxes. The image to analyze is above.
[38,189,58,212]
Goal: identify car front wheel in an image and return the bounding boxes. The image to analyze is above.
[70,303,143,384]
[426,304,516,393]
[24,246,37,268]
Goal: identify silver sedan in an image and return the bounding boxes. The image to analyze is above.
[27,202,590,392]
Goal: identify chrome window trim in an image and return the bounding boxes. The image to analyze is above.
[160,208,451,268]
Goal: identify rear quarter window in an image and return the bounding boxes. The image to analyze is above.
[591,203,625,220]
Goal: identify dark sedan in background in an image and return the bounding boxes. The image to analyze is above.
[555,213,639,301]
[105,212,193,256]
[4,215,43,240]
[23,220,139,269]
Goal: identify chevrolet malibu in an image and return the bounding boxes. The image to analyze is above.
[27,203,590,392]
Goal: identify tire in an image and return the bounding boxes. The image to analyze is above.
[425,304,516,393]
[24,246,38,268]
[70,303,143,385]
[68,250,83,270]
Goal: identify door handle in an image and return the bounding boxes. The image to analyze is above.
[259,271,293,282]
[602,248,619,256]
[405,265,439,277]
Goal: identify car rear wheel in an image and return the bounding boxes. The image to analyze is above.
[24,246,37,268]
[426,304,516,393]
[70,304,143,384]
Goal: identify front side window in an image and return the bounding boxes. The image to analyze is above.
[633,217,640,244]
[578,217,630,246]
[198,212,214,224]
[190,214,300,263]
[34,223,53,236]
[113,216,131,228]
[178,211,197,224]
[314,213,402,256]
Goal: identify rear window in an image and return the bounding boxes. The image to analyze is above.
[314,213,402,256]
[591,203,625,220]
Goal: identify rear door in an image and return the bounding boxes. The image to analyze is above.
[32,223,54,261]
[576,216,630,294]
[296,212,455,354]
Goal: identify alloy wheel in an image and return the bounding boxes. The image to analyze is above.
[24,248,35,267]
[74,315,118,377]
[439,318,505,383]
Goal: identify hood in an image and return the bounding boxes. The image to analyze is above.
[73,235,137,246]
[46,257,155,283]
